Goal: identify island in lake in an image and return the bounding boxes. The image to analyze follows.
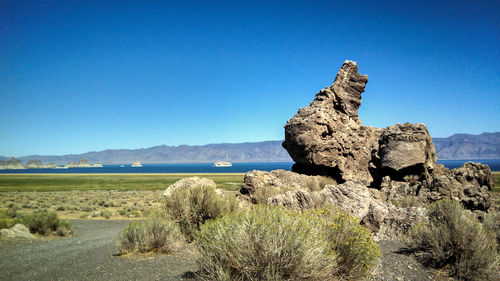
[0,157,103,170]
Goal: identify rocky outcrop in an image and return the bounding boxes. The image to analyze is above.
[0,224,34,239]
[25,160,45,169]
[240,169,334,195]
[281,60,495,213]
[66,158,92,168]
[163,177,217,197]
[376,123,437,183]
[0,157,25,169]
[262,176,428,240]
[283,61,381,185]
[381,162,494,213]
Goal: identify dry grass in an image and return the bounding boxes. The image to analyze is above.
[0,190,164,220]
[0,173,245,220]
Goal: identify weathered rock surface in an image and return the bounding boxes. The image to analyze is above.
[376,123,437,182]
[381,162,494,212]
[374,207,428,241]
[262,176,428,240]
[281,60,495,213]
[163,177,217,197]
[240,169,333,195]
[283,61,381,185]
[0,224,35,239]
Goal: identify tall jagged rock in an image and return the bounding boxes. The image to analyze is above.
[280,60,494,214]
[283,61,381,185]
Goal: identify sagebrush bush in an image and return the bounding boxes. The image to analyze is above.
[196,205,337,280]
[117,211,182,254]
[0,210,23,229]
[407,198,499,281]
[22,209,72,236]
[195,205,380,281]
[311,206,381,280]
[483,211,500,247]
[306,176,336,192]
[252,185,292,204]
[164,185,239,241]
[6,205,19,218]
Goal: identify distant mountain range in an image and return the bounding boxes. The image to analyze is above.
[8,141,293,164]
[2,133,498,164]
[433,132,499,160]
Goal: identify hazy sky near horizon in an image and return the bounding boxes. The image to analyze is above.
[1,0,499,157]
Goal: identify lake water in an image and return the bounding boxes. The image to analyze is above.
[0,159,499,174]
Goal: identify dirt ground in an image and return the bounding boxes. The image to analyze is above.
[0,220,197,281]
[0,219,448,281]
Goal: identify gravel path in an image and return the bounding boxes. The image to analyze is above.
[0,220,197,281]
[1,220,442,281]
[370,240,438,281]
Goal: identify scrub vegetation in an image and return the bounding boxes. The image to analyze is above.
[117,210,183,255]
[407,198,499,281]
[0,207,72,236]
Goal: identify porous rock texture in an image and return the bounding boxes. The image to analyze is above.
[283,61,381,185]
[240,170,428,240]
[281,60,494,213]
[376,123,437,183]
[0,224,35,239]
[382,162,495,212]
[163,177,216,197]
[240,169,333,195]
[239,60,495,239]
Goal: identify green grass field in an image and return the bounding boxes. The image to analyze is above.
[0,172,497,193]
[493,172,500,193]
[0,174,245,192]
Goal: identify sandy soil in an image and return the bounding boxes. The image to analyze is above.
[0,220,197,281]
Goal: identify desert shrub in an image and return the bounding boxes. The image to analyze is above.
[117,211,182,254]
[6,205,19,218]
[483,211,500,246]
[306,176,336,192]
[318,176,336,190]
[311,206,381,280]
[22,209,73,236]
[165,184,239,241]
[252,185,292,204]
[0,210,23,229]
[306,178,322,192]
[407,198,499,280]
[196,205,380,280]
[196,205,337,280]
[100,210,112,219]
[390,196,424,208]
[119,207,141,218]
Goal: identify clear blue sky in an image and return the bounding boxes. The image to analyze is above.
[1,0,499,157]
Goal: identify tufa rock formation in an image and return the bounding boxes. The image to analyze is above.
[163,177,217,197]
[238,60,495,239]
[375,123,437,183]
[0,157,26,169]
[283,61,380,185]
[0,224,35,239]
[239,170,428,240]
[281,60,494,213]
